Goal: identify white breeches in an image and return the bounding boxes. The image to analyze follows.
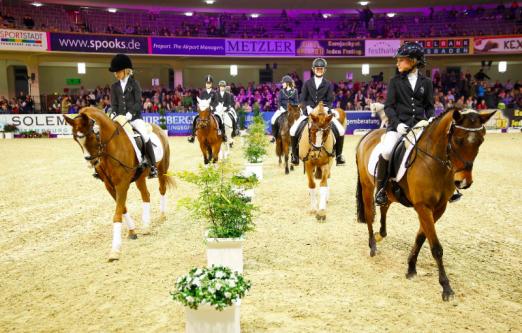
[271,107,286,125]
[381,131,402,160]
[290,115,308,136]
[131,119,150,142]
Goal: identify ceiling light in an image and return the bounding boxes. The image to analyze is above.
[78,63,86,74]
[322,13,332,19]
[108,8,117,13]
[185,12,194,16]
[498,61,507,73]
[32,2,43,7]
[230,65,238,76]
[205,0,215,4]
[250,13,260,18]
[386,13,396,18]
[359,1,369,5]
[362,64,370,75]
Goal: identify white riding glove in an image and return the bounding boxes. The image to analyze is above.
[125,112,132,121]
[397,123,409,135]
[428,116,435,123]
[279,106,285,113]
[306,105,314,115]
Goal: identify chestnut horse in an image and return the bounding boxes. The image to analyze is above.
[64,107,174,261]
[195,97,222,164]
[275,104,301,174]
[355,108,495,301]
[298,102,335,221]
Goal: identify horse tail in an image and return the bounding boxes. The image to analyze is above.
[355,153,366,224]
[314,167,322,179]
[163,174,176,190]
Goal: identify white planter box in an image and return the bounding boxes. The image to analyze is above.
[244,162,263,180]
[206,236,244,273]
[186,301,240,333]
[4,132,14,139]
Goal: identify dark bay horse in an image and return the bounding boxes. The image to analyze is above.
[355,108,495,300]
[64,107,174,261]
[195,97,222,164]
[299,102,335,221]
[275,104,301,174]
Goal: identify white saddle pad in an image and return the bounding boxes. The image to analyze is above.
[113,116,164,164]
[368,123,428,182]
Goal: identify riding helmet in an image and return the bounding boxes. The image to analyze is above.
[312,58,327,68]
[281,75,294,84]
[205,74,214,83]
[218,80,227,87]
[109,54,133,72]
[394,42,426,67]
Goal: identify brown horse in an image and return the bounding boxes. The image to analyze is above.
[355,108,496,301]
[64,107,174,261]
[196,97,222,164]
[275,103,301,174]
[299,102,335,221]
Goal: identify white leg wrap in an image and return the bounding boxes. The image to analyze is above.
[123,213,136,230]
[309,188,318,211]
[326,186,330,202]
[319,187,328,210]
[160,195,167,213]
[112,222,122,251]
[142,202,151,227]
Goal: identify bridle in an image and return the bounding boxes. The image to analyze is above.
[302,120,335,161]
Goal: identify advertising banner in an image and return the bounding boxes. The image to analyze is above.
[296,39,364,57]
[225,39,295,56]
[0,29,47,51]
[474,36,522,54]
[403,38,471,55]
[345,111,381,134]
[364,39,401,57]
[49,33,148,54]
[0,114,71,135]
[151,37,225,56]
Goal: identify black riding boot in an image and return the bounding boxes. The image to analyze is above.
[335,135,346,165]
[187,116,198,143]
[231,115,239,137]
[145,140,158,178]
[375,155,389,206]
[219,118,227,142]
[270,121,279,143]
[291,120,306,165]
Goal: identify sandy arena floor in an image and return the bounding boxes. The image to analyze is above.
[0,134,521,333]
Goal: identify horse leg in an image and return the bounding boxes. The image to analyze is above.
[105,181,137,240]
[109,183,130,262]
[316,166,329,221]
[199,141,209,164]
[363,183,378,256]
[135,175,152,235]
[283,139,290,174]
[375,204,389,242]
[406,203,445,279]
[211,143,220,163]
[306,162,318,214]
[415,204,454,301]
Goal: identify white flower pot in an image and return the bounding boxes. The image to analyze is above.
[206,236,244,273]
[4,132,14,139]
[186,301,240,333]
[244,162,263,180]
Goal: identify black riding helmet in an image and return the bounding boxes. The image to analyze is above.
[109,54,133,72]
[281,75,293,84]
[394,42,426,67]
[205,74,213,83]
[312,58,327,68]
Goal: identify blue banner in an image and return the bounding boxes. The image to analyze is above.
[142,111,380,136]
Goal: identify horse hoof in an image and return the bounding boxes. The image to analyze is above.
[285,169,289,175]
[374,232,383,242]
[128,233,138,240]
[406,270,417,279]
[141,227,151,235]
[442,289,455,302]
[370,249,376,257]
[160,213,167,221]
[316,211,326,221]
[108,250,120,262]
[290,165,294,171]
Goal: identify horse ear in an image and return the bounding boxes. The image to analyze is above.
[326,114,334,123]
[452,108,463,122]
[479,110,496,124]
[63,114,75,126]
[311,114,318,122]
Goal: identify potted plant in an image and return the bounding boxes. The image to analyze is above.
[231,173,259,202]
[158,106,168,137]
[3,123,18,139]
[178,163,256,273]
[243,115,268,180]
[171,266,251,333]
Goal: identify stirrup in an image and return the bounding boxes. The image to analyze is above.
[187,136,195,143]
[336,155,346,165]
[449,191,462,203]
[375,188,388,206]
[148,166,158,179]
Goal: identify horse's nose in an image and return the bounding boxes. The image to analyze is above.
[455,179,472,189]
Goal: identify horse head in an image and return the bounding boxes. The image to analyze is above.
[196,97,213,129]
[309,102,333,148]
[287,103,301,124]
[449,108,496,189]
[63,110,98,164]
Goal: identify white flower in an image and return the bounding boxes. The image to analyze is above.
[215,271,225,278]
[186,296,194,303]
[176,277,183,284]
[215,283,222,290]
[224,292,232,298]
[195,268,203,276]
[228,280,236,288]
[192,278,201,287]
[208,287,215,294]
